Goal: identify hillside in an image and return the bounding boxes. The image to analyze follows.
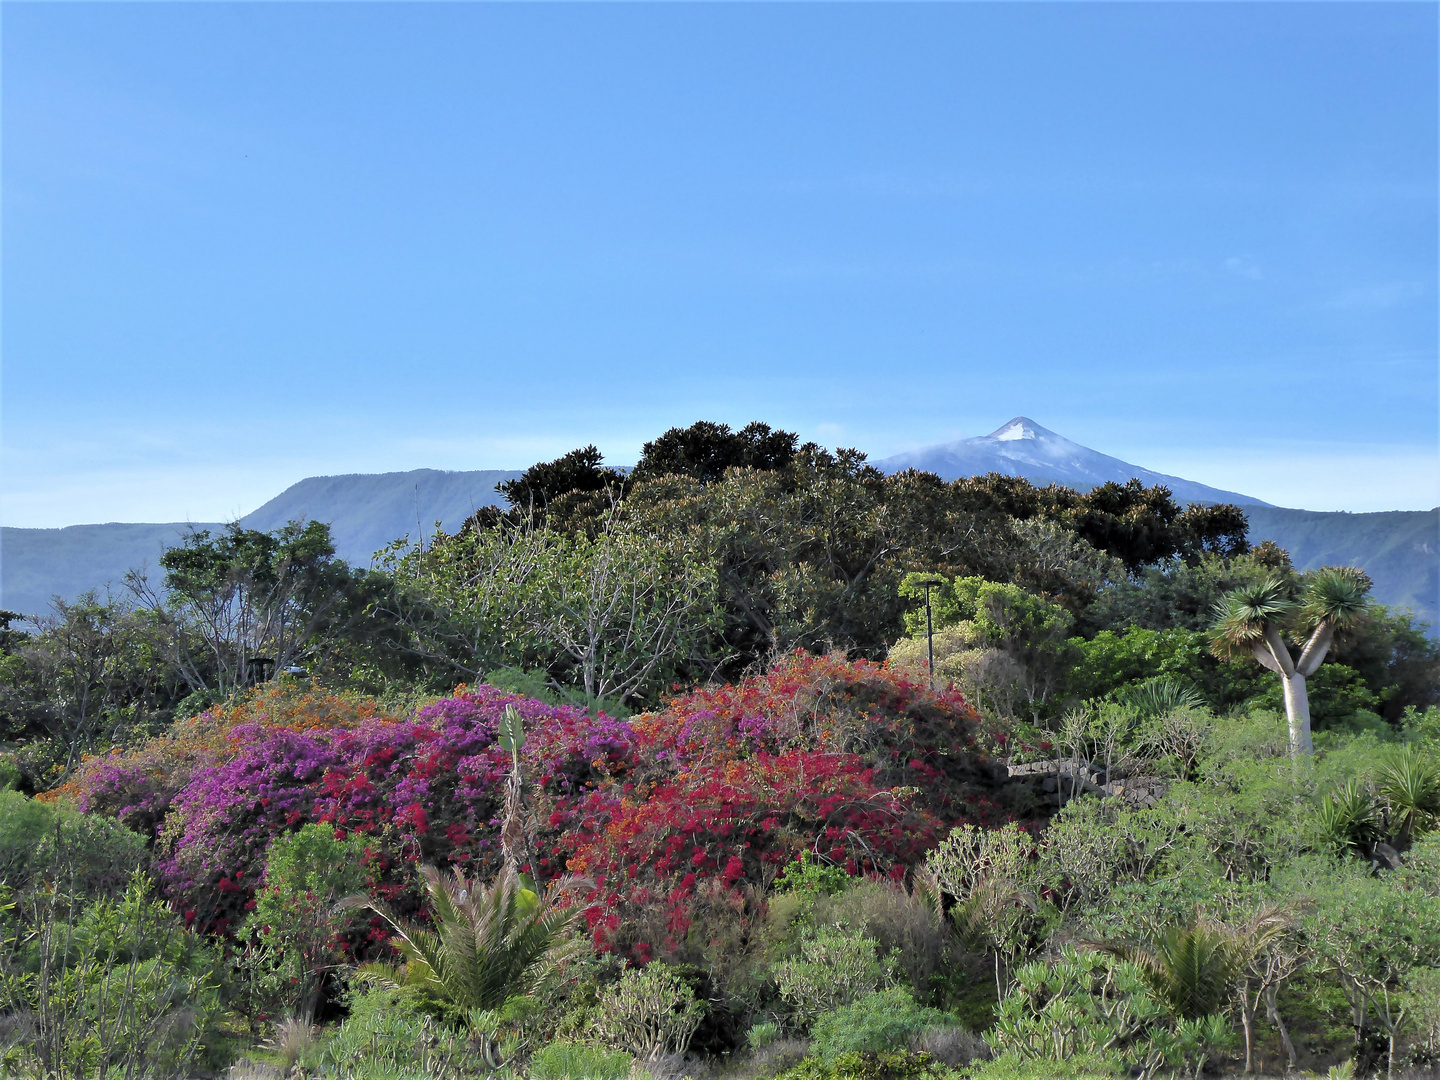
[0,522,223,617]
[241,468,522,566]
[874,417,1270,506]
[1,468,520,618]
[1245,506,1438,628]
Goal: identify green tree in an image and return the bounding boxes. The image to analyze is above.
[632,419,801,484]
[387,517,720,707]
[129,521,354,696]
[0,595,185,777]
[1210,569,1373,757]
[897,575,1075,722]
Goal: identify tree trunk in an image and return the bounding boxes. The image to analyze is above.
[1240,996,1255,1073]
[1263,984,1297,1070]
[1281,673,1314,757]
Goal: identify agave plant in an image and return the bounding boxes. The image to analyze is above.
[342,863,589,1021]
[1209,568,1372,757]
[1118,678,1207,719]
[1097,909,1287,1021]
[1376,746,1440,845]
[1315,778,1384,856]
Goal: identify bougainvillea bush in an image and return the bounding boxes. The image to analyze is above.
[63,655,1014,959]
[562,653,1012,951]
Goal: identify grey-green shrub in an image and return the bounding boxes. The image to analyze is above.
[0,871,223,1079]
[808,988,955,1061]
[592,963,706,1060]
[811,880,957,1005]
[773,926,889,1030]
[529,1040,633,1080]
[0,789,147,899]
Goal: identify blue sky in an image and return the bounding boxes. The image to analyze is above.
[3,2,1436,525]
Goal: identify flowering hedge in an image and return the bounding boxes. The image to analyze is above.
[66,656,1013,955]
[560,653,1009,949]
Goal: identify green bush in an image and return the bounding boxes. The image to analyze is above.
[592,962,706,1059]
[812,879,959,1006]
[0,753,21,792]
[529,1040,633,1080]
[0,790,148,899]
[0,871,224,1078]
[304,984,483,1078]
[809,988,956,1061]
[775,851,852,899]
[773,926,890,1030]
[236,822,372,1023]
[773,1050,958,1080]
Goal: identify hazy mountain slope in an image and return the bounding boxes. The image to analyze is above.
[875,417,1270,507]
[0,522,222,619]
[240,468,523,566]
[3,435,1432,634]
[1246,506,1438,630]
[1,468,522,618]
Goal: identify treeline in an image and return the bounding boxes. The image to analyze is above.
[1,420,1435,790]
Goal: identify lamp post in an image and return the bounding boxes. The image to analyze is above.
[916,579,945,689]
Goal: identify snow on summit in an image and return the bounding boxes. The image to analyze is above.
[873,417,1270,507]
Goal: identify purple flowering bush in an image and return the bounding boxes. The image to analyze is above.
[67,685,638,936]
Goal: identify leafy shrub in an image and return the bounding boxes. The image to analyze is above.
[773,926,889,1030]
[0,754,21,792]
[303,984,482,1078]
[775,852,853,898]
[812,879,958,1005]
[773,1050,957,1080]
[1401,967,1440,1065]
[0,872,224,1079]
[809,988,955,1061]
[0,790,147,899]
[236,822,375,1022]
[530,1040,634,1080]
[593,962,706,1060]
[989,948,1233,1076]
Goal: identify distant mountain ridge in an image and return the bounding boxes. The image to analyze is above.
[0,469,522,620]
[874,417,1270,506]
[2,423,1434,633]
[242,468,523,565]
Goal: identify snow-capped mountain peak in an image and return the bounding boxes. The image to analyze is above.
[874,418,1268,506]
[989,417,1046,442]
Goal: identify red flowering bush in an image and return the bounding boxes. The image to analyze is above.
[558,653,1009,952]
[65,656,1014,960]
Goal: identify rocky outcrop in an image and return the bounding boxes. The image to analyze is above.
[1006,759,1168,809]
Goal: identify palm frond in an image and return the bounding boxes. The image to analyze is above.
[1093,919,1247,1020]
[1300,567,1371,631]
[1118,677,1207,719]
[1377,746,1440,843]
[1315,779,1383,855]
[341,864,590,1015]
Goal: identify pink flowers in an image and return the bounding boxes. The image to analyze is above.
[67,655,1015,960]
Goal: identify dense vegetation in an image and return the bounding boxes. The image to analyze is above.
[2,420,1437,1079]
